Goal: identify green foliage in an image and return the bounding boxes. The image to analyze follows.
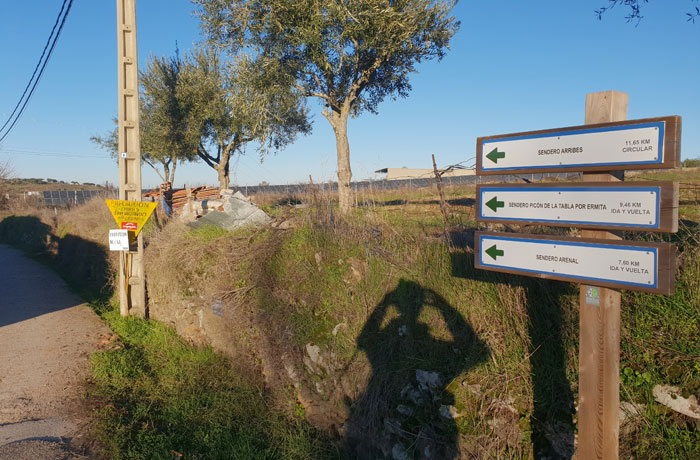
[194,0,460,207]
[91,51,199,185]
[90,308,339,460]
[0,215,52,252]
[194,0,459,117]
[177,47,311,189]
[596,0,700,23]
[682,157,700,168]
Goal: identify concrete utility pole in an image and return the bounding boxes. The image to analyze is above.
[116,0,145,317]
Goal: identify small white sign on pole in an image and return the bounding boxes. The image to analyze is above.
[109,229,130,251]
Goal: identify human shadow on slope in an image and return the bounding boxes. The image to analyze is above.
[451,250,576,459]
[346,279,488,459]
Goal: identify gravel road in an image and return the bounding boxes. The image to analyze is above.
[0,245,111,459]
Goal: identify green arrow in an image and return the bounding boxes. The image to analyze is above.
[485,196,504,213]
[486,148,505,164]
[485,244,504,261]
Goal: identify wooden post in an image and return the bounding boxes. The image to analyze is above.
[116,0,145,317]
[432,154,451,245]
[577,90,627,460]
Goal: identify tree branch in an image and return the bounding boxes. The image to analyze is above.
[143,157,166,183]
[197,143,218,169]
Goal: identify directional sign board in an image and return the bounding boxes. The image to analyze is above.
[476,182,678,232]
[476,116,680,175]
[105,199,158,237]
[475,232,674,294]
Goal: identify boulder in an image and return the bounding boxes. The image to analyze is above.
[188,194,271,230]
[653,384,700,419]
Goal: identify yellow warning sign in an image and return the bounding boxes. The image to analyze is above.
[105,199,158,236]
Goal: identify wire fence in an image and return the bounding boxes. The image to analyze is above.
[228,172,580,196]
[42,189,117,206]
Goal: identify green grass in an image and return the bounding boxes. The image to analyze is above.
[0,210,340,460]
[185,223,232,242]
[5,172,698,458]
[89,305,340,460]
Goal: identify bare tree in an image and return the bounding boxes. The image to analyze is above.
[0,160,15,209]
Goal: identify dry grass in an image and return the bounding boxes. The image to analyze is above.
[3,168,698,458]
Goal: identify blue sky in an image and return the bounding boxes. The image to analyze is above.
[0,0,698,188]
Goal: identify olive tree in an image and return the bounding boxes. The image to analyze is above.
[91,53,199,185]
[178,47,311,190]
[596,0,700,23]
[194,0,460,214]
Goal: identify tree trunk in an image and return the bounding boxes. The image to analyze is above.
[217,145,232,190]
[168,158,177,185]
[331,113,352,215]
[162,162,170,186]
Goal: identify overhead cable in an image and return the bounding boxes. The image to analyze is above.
[0,0,74,144]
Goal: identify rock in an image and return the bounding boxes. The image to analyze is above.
[233,191,248,201]
[401,384,425,405]
[464,383,482,397]
[306,343,322,365]
[619,401,646,425]
[384,418,403,436]
[392,443,410,460]
[315,252,322,271]
[277,219,294,229]
[211,300,225,317]
[347,257,366,283]
[201,199,223,211]
[415,426,439,460]
[181,324,204,343]
[439,405,461,420]
[189,195,271,230]
[493,394,518,415]
[398,325,407,337]
[396,404,413,416]
[284,361,300,383]
[332,322,347,336]
[653,384,700,419]
[416,370,441,392]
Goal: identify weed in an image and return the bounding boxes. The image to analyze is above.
[88,307,339,460]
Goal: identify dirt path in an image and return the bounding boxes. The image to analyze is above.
[0,245,111,459]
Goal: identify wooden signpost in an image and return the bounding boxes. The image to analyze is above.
[476,182,679,232]
[475,232,674,295]
[474,91,680,459]
[477,115,681,175]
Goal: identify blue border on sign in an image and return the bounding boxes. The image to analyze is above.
[481,121,665,171]
[478,186,661,228]
[478,234,658,288]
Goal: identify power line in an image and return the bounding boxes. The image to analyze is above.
[0,0,74,144]
[0,146,109,160]
[0,0,69,134]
